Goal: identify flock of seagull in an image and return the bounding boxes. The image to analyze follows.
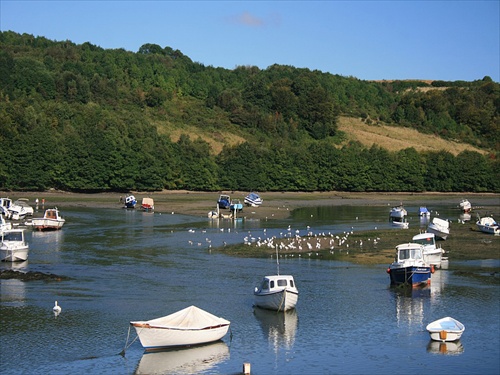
[185,223,381,258]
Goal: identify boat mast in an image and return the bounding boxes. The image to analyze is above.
[275,245,280,275]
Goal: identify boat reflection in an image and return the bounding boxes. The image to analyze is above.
[393,287,430,330]
[31,229,64,252]
[427,340,464,355]
[0,278,26,306]
[459,213,471,223]
[134,341,229,375]
[429,269,449,299]
[254,307,298,351]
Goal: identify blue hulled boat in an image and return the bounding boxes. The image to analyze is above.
[387,243,431,287]
[124,195,137,209]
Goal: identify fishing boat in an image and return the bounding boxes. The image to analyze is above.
[141,197,154,211]
[427,217,450,240]
[244,192,263,207]
[426,317,465,342]
[476,216,499,235]
[389,204,407,220]
[412,232,446,269]
[254,248,299,311]
[386,243,431,287]
[130,305,230,351]
[124,195,137,209]
[31,208,65,231]
[0,228,29,262]
[459,199,471,213]
[217,194,231,209]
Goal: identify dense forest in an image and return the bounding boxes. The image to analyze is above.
[0,31,498,193]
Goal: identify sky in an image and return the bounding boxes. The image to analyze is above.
[1,1,499,82]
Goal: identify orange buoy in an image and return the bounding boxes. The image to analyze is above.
[431,265,435,273]
[439,330,447,341]
[386,268,391,274]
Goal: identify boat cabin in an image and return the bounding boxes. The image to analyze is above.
[257,275,296,293]
[395,243,424,263]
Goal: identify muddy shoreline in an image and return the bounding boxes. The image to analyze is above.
[2,190,498,221]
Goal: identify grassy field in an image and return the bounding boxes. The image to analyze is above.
[337,117,487,155]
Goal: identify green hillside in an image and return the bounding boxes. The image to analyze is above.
[0,31,498,192]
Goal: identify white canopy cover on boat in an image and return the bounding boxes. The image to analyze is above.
[137,306,230,330]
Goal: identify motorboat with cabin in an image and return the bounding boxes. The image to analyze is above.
[1,228,29,262]
[387,242,432,287]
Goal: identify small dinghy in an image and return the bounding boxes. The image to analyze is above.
[426,317,465,342]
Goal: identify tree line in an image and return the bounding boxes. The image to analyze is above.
[0,31,498,192]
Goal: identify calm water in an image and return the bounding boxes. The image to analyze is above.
[1,202,499,375]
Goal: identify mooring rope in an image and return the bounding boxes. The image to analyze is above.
[119,325,140,356]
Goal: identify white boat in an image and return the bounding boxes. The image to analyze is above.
[412,232,446,268]
[31,208,65,231]
[426,317,465,342]
[254,275,299,311]
[419,206,430,217]
[390,204,407,219]
[130,305,230,351]
[427,217,450,240]
[244,192,263,207]
[141,197,154,211]
[0,197,13,216]
[5,199,34,220]
[459,199,471,213]
[476,216,499,235]
[1,228,29,262]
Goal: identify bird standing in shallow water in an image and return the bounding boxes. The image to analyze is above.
[53,301,61,316]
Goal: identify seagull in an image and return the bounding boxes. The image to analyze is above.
[53,301,62,315]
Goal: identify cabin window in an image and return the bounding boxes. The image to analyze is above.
[270,280,275,288]
[4,232,22,241]
[260,280,269,290]
[399,249,409,260]
[290,280,294,288]
[277,279,287,287]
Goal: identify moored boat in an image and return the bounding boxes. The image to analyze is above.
[1,228,29,262]
[476,216,499,235]
[141,197,154,211]
[124,195,137,209]
[130,305,230,351]
[459,199,471,213]
[230,198,243,212]
[412,232,446,268]
[217,194,231,209]
[390,204,407,220]
[419,206,430,217]
[244,192,263,207]
[1,215,12,234]
[31,208,65,231]
[427,217,450,240]
[426,317,465,342]
[254,274,299,311]
[387,243,431,287]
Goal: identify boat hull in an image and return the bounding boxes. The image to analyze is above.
[131,323,230,351]
[426,317,465,342]
[388,266,431,287]
[0,246,29,261]
[32,218,65,231]
[254,289,298,311]
[427,225,449,240]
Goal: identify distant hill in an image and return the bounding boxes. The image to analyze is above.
[0,31,498,193]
